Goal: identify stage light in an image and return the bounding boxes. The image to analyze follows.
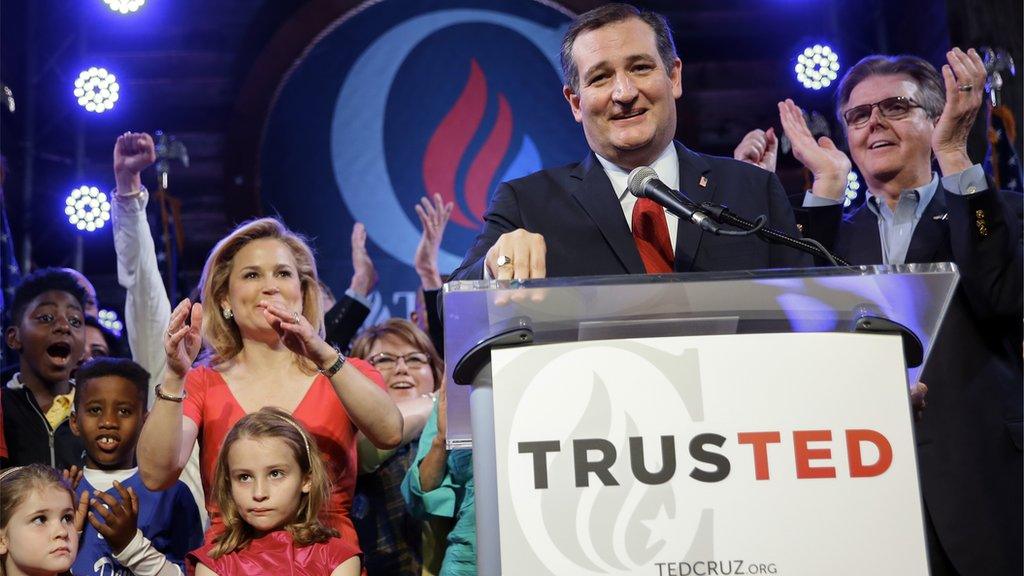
[844,171,861,208]
[98,309,124,337]
[103,0,145,14]
[73,67,119,113]
[795,44,840,91]
[65,186,111,232]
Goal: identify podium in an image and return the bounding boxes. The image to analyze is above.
[443,264,959,576]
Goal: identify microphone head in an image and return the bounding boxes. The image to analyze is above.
[627,166,658,198]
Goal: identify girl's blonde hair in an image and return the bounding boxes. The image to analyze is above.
[209,407,337,558]
[0,465,76,576]
[198,217,324,365]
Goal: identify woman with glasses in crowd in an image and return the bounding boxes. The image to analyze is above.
[350,318,446,575]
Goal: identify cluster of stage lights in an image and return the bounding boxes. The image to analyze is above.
[103,0,145,14]
[844,171,861,208]
[74,68,119,113]
[98,309,124,337]
[795,44,840,90]
[65,186,111,232]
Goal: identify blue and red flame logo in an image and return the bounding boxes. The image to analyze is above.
[260,1,587,317]
[424,59,512,231]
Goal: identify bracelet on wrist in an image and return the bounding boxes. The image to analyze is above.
[155,384,186,403]
[319,345,347,378]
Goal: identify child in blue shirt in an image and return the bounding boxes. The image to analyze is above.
[70,357,202,575]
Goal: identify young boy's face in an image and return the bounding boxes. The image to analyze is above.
[5,290,86,385]
[70,375,145,470]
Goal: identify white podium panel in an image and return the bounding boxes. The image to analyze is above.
[491,332,928,576]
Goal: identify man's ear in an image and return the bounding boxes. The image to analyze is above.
[670,57,683,99]
[563,85,583,123]
[5,325,21,352]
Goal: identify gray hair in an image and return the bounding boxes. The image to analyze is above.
[560,3,678,94]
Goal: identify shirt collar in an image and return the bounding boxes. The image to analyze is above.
[866,173,939,220]
[594,143,679,201]
[83,467,138,493]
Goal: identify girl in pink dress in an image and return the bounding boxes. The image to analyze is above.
[188,408,360,576]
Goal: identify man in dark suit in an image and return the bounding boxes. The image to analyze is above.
[451,3,810,281]
[751,49,1022,576]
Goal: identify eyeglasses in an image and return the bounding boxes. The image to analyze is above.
[842,96,922,127]
[369,352,430,371]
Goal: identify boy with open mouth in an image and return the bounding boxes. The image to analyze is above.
[2,268,88,470]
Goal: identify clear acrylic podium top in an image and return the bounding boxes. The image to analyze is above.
[441,263,960,447]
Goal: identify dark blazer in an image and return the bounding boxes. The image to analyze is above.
[451,142,811,279]
[324,294,370,353]
[797,184,1023,576]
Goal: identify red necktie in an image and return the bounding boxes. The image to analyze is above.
[631,197,674,273]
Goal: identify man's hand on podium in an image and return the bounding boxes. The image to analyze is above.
[910,381,928,421]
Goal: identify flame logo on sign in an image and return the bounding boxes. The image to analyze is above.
[423,59,512,230]
[502,344,714,574]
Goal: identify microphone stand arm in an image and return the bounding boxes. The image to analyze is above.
[698,202,850,267]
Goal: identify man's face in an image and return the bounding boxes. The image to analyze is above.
[844,74,936,190]
[564,18,682,170]
[5,291,86,386]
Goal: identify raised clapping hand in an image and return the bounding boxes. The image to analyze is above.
[260,302,337,369]
[777,99,851,201]
[733,127,779,173]
[113,132,156,193]
[414,194,453,290]
[349,223,378,298]
[165,299,204,379]
[87,481,140,554]
[932,47,987,176]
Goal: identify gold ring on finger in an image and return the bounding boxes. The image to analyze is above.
[957,84,973,92]
[496,255,514,267]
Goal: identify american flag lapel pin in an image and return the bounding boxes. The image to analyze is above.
[699,176,708,188]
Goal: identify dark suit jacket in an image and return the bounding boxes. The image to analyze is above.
[451,142,811,279]
[325,294,370,353]
[797,184,1023,576]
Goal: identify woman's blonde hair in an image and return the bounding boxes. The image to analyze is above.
[198,217,324,364]
[209,407,337,558]
[1,464,76,576]
[350,318,443,391]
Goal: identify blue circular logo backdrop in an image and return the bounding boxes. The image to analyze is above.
[260,0,588,322]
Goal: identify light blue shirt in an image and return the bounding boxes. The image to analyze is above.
[803,164,988,264]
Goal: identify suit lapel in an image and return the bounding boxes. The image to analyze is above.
[570,154,646,274]
[905,189,949,263]
[673,143,715,271]
[845,206,884,264]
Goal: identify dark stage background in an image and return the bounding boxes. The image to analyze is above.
[1,0,1020,333]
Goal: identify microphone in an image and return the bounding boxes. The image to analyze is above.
[627,166,722,234]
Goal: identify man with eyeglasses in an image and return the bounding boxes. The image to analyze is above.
[737,48,1021,576]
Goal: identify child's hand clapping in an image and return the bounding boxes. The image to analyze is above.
[87,481,139,554]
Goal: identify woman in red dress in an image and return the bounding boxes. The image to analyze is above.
[137,217,403,552]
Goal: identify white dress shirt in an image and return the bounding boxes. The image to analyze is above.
[595,143,681,253]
